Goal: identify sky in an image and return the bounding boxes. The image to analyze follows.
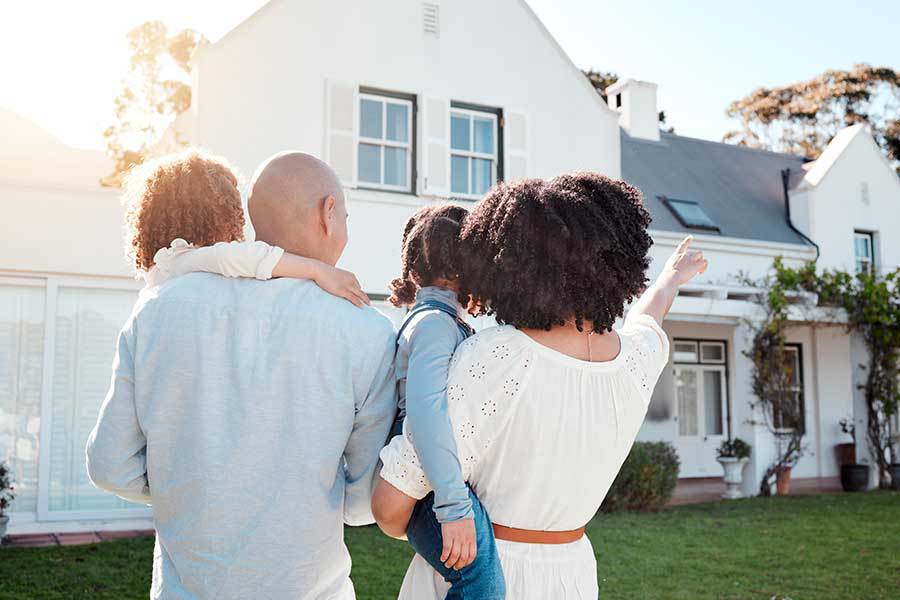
[2,0,898,150]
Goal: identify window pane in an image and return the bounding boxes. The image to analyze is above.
[384,147,407,187]
[49,287,137,512]
[676,369,699,436]
[0,284,45,513]
[703,370,724,435]
[385,103,409,143]
[782,348,800,386]
[673,341,698,363]
[854,235,871,259]
[451,114,470,151]
[358,143,381,184]
[472,158,492,196]
[473,117,494,154]
[700,342,724,363]
[451,155,469,194]
[359,99,383,139]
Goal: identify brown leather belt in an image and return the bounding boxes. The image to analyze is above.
[492,523,585,544]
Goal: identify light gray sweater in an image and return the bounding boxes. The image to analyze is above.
[85,273,397,600]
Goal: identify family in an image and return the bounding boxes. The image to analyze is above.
[85,149,707,600]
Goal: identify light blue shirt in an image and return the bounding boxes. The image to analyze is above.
[85,273,397,600]
[395,286,473,523]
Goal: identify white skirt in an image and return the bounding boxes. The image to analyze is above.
[396,535,598,600]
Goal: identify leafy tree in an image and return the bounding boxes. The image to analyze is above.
[102,21,206,186]
[583,69,672,132]
[724,64,900,173]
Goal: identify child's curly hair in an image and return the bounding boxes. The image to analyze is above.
[388,204,469,306]
[123,149,245,272]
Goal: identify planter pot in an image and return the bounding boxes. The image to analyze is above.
[840,463,870,492]
[835,443,856,466]
[889,464,900,491]
[0,515,8,541]
[775,466,792,496]
[717,456,749,499]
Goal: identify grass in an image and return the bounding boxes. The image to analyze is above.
[1,492,898,599]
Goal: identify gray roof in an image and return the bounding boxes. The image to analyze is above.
[621,131,811,245]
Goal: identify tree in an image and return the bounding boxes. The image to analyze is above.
[724,64,900,173]
[740,260,807,496]
[583,69,672,132]
[102,21,206,186]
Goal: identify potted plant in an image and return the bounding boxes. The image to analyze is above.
[835,417,856,466]
[836,419,870,492]
[0,461,15,541]
[717,438,751,499]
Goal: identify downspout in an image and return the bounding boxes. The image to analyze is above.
[781,168,820,261]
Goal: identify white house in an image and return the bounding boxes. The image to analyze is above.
[2,0,898,535]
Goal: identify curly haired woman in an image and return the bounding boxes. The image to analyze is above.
[373,172,707,599]
[124,149,369,305]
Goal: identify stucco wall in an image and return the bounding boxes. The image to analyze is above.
[795,132,900,273]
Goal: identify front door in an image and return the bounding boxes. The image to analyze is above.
[673,365,727,477]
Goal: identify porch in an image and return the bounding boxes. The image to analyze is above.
[669,476,842,506]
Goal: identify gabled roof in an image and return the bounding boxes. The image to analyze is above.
[621,131,811,245]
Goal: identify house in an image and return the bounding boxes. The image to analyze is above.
[1,0,897,536]
[610,78,900,491]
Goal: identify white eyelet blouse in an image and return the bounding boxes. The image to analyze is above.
[379,312,670,532]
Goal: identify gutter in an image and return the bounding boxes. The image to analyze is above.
[781,168,820,261]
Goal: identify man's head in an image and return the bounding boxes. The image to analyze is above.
[248,152,348,266]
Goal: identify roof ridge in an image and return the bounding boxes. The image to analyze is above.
[654,131,811,161]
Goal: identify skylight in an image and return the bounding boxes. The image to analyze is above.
[661,197,719,232]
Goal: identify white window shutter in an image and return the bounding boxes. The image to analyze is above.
[421,96,450,197]
[504,110,528,182]
[324,80,358,188]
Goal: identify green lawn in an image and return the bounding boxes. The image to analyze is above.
[1,492,898,599]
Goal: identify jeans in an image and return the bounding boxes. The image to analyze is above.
[406,488,506,600]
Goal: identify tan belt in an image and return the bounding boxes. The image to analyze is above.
[492,523,585,545]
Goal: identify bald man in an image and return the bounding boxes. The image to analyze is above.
[86,152,397,600]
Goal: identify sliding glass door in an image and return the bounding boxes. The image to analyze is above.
[0,276,147,523]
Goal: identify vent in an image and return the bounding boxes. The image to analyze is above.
[861,181,870,205]
[423,3,440,37]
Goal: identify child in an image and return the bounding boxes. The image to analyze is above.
[386,205,505,599]
[123,150,368,305]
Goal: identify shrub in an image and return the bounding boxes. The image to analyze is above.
[602,442,679,512]
[717,437,752,460]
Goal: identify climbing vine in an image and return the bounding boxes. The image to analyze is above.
[745,259,900,491]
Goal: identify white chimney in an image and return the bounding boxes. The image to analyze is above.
[605,78,660,142]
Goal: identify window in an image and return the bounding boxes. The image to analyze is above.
[358,91,414,192]
[774,344,805,433]
[451,103,501,199]
[661,197,720,232]
[673,339,726,366]
[0,283,45,513]
[854,231,875,275]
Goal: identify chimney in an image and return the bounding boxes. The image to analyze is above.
[605,78,660,142]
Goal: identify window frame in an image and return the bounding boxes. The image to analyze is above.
[774,343,806,434]
[449,101,504,201]
[660,196,720,233]
[672,337,731,438]
[854,230,875,276]
[357,87,417,194]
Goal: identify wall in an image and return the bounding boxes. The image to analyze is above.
[795,131,900,273]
